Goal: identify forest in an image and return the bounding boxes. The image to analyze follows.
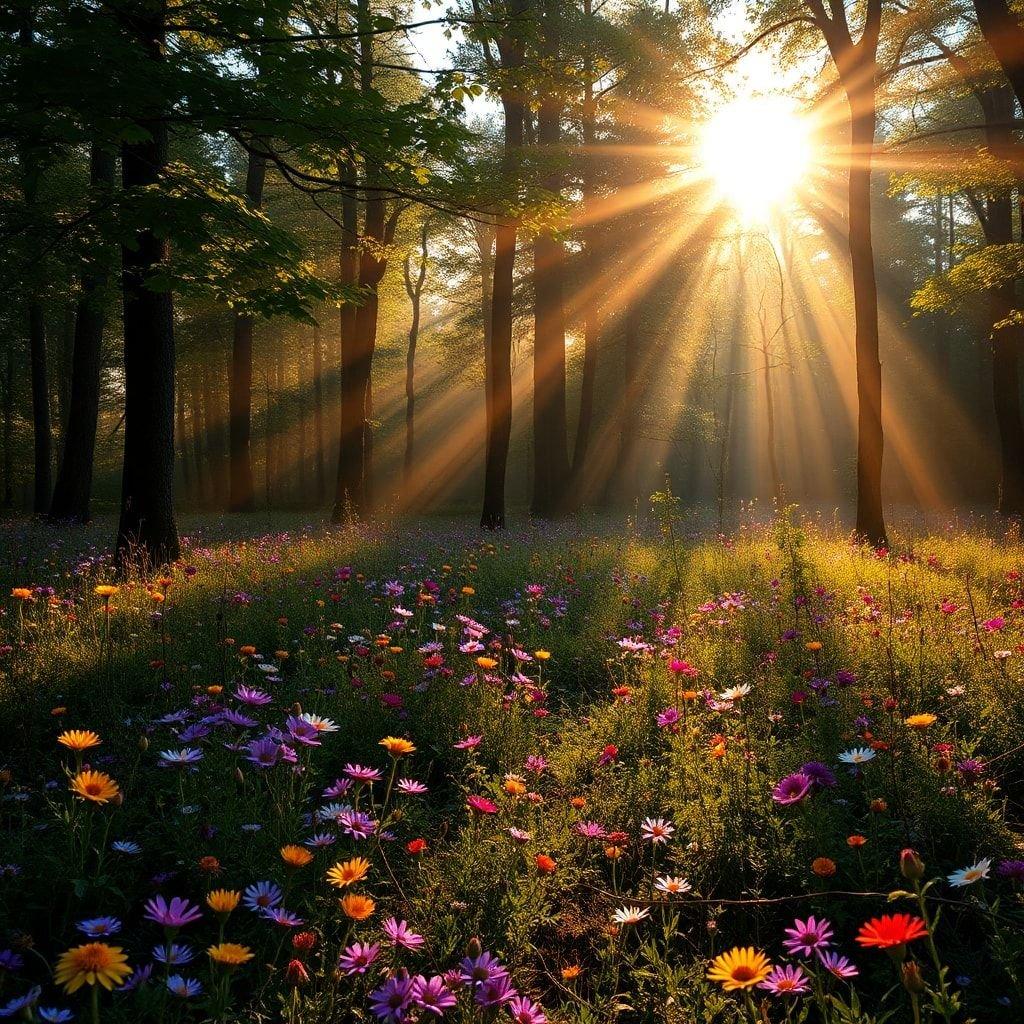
[3,2,1024,1024]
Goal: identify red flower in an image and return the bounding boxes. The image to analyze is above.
[856,914,928,949]
[285,959,310,986]
[535,854,557,874]
[292,931,316,953]
[406,838,428,855]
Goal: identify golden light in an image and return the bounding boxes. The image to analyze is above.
[700,96,812,222]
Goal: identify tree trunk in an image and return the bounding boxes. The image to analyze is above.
[2,346,14,508]
[481,3,527,530]
[28,302,51,515]
[333,173,360,520]
[50,143,116,522]
[847,85,887,545]
[403,225,427,493]
[115,1,178,566]
[312,322,326,503]
[228,152,266,512]
[973,0,1024,112]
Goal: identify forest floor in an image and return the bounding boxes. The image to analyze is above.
[0,510,1023,1023]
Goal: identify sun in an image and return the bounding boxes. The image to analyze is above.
[701,96,812,222]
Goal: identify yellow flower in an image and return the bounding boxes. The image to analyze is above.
[461,586,475,595]
[706,947,773,991]
[534,650,551,660]
[379,736,416,758]
[10,587,33,601]
[208,943,254,967]
[93,585,118,598]
[339,893,376,920]
[805,641,823,652]
[280,845,314,868]
[70,770,119,805]
[326,857,371,888]
[905,713,937,730]
[58,730,101,752]
[206,889,241,914]
[54,943,132,992]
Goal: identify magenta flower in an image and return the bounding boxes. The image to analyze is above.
[573,821,607,840]
[771,772,813,806]
[344,764,383,783]
[410,975,456,1015]
[466,795,498,815]
[460,952,508,986]
[782,915,834,957]
[383,918,425,951]
[656,707,681,729]
[143,896,202,929]
[338,942,380,976]
[369,972,416,1022]
[818,951,859,979]
[474,974,518,1008]
[397,779,428,795]
[453,736,482,750]
[508,995,548,1024]
[759,964,811,995]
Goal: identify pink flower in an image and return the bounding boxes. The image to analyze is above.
[467,795,498,815]
[983,616,1005,632]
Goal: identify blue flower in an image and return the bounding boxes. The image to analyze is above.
[243,880,283,912]
[167,975,202,998]
[76,916,123,937]
[38,1009,75,1023]
[0,986,40,1018]
[111,840,141,854]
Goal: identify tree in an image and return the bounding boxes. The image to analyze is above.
[403,220,429,491]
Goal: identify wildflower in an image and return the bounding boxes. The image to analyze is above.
[574,821,606,840]
[847,834,867,848]
[10,588,33,601]
[467,795,498,815]
[856,914,928,951]
[70,770,119,805]
[397,778,428,795]
[280,845,314,868]
[0,987,40,1016]
[772,772,813,806]
[38,1009,76,1023]
[782,916,833,957]
[285,959,310,986]
[811,857,836,877]
[899,848,925,880]
[57,730,101,752]
[706,947,773,991]
[904,713,937,730]
[338,941,380,975]
[345,764,384,783]
[94,585,118,599]
[327,857,371,888]
[208,943,254,967]
[340,893,376,920]
[243,881,282,912]
[474,974,518,1008]
[143,896,202,929]
[157,748,203,769]
[380,736,416,757]
[535,854,557,874]
[799,761,837,788]
[407,838,428,855]
[461,951,508,985]
[152,944,195,965]
[111,840,141,855]
[640,817,675,843]
[264,908,304,928]
[206,890,240,915]
[759,964,811,995]
[166,975,202,998]
[612,906,650,926]
[53,943,132,992]
[76,917,122,938]
[508,995,547,1024]
[383,918,425,951]
[818,950,859,979]
[997,859,1024,881]
[369,972,416,1022]
[655,875,692,895]
[948,858,992,887]
[838,747,876,765]
[453,736,482,750]
[718,683,751,701]
[656,707,681,729]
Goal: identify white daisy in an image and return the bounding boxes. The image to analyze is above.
[655,875,692,895]
[947,858,992,887]
[612,906,650,926]
[718,684,752,702]
[640,817,675,844]
[838,747,876,765]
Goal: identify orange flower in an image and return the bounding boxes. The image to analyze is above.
[280,845,314,869]
[10,587,33,601]
[379,736,416,758]
[503,775,527,796]
[198,856,222,875]
[535,854,557,874]
[904,713,937,730]
[58,730,101,752]
[476,656,498,671]
[811,857,837,878]
[326,857,370,888]
[70,770,119,805]
[206,890,240,914]
[847,835,867,848]
[339,893,375,920]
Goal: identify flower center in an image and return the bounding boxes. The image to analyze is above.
[732,965,755,982]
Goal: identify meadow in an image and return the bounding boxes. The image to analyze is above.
[1,508,1023,1023]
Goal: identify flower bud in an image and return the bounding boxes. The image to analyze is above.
[901,961,926,993]
[285,959,309,986]
[466,936,482,959]
[900,848,925,881]
[138,736,149,752]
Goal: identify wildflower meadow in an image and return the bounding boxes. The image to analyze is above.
[1,509,1023,1023]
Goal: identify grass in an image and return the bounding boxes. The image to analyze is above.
[0,508,1022,1023]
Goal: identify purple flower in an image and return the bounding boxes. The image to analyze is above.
[782,916,834,957]
[153,944,195,965]
[76,917,122,938]
[397,778,428,795]
[235,686,272,706]
[771,772,813,806]
[656,707,681,729]
[799,762,837,788]
[956,759,985,782]
[263,907,303,928]
[143,896,202,928]
[410,975,457,1015]
[369,972,416,1022]
[344,764,383,783]
[818,951,859,979]
[759,964,811,995]
[383,918,425,951]
[997,860,1024,882]
[0,950,24,972]
[285,716,321,747]
[574,821,607,840]
[323,778,354,799]
[339,810,377,840]
[460,952,509,986]
[339,942,381,976]
[474,975,518,1008]
[245,737,280,768]
[243,881,283,912]
[509,996,548,1024]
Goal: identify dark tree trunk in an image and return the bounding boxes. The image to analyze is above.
[115,1,178,566]
[403,224,427,493]
[848,86,886,545]
[228,152,266,512]
[973,0,1024,112]
[980,85,1024,514]
[50,144,115,522]
[333,173,359,520]
[481,4,527,530]
[312,323,326,503]
[28,303,51,515]
[2,346,13,508]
